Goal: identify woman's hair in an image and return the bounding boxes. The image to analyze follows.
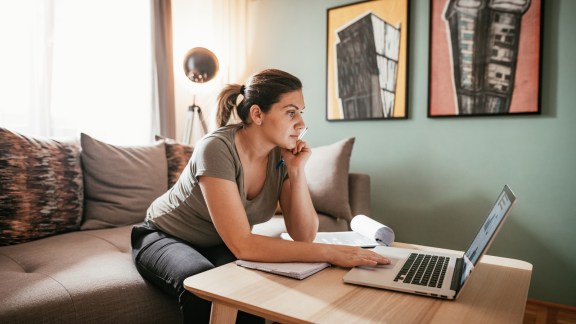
[216,69,302,127]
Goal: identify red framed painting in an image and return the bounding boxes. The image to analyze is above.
[428,0,542,117]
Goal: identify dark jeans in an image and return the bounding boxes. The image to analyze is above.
[131,225,263,324]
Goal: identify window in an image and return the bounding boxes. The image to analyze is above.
[0,0,153,145]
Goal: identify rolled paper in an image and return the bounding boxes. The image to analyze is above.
[350,214,395,246]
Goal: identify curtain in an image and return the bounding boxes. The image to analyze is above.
[199,0,248,130]
[0,1,54,135]
[162,0,248,141]
[151,0,176,139]
[212,0,248,86]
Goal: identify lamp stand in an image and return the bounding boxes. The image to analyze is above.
[182,102,208,145]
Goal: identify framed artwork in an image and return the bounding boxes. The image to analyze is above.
[428,0,542,117]
[326,0,409,121]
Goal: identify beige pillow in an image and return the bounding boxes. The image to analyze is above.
[305,137,355,220]
[80,133,168,230]
[0,128,83,245]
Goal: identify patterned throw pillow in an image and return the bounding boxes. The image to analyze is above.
[155,136,194,188]
[0,128,83,246]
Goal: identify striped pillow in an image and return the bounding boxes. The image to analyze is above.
[0,128,83,245]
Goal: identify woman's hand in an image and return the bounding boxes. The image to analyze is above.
[281,139,311,171]
[325,245,390,268]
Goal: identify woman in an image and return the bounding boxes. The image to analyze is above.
[131,69,389,323]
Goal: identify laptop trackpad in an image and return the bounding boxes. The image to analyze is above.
[357,257,402,271]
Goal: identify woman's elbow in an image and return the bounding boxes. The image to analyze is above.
[290,229,317,243]
[225,235,257,261]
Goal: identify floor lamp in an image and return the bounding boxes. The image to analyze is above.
[182,47,219,145]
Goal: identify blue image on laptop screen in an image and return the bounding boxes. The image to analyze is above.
[464,189,514,266]
[458,187,515,288]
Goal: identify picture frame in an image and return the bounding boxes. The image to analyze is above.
[428,0,542,117]
[326,0,410,121]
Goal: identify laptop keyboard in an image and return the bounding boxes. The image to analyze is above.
[394,253,449,288]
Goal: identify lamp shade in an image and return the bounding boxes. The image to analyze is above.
[183,47,219,83]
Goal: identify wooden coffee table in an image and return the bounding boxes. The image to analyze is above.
[184,243,532,323]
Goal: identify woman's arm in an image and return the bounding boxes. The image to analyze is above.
[278,170,318,242]
[199,176,389,267]
[277,138,318,242]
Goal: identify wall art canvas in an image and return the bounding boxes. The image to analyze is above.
[326,0,409,121]
[429,0,542,117]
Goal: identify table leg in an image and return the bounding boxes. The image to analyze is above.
[210,301,238,324]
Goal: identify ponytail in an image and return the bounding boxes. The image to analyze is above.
[216,84,242,127]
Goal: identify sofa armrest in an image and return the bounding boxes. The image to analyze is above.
[348,173,371,220]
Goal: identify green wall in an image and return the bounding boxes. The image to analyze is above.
[246,0,576,306]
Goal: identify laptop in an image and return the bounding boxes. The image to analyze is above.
[343,185,517,300]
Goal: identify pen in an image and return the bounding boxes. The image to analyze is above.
[276,127,308,170]
[298,126,308,140]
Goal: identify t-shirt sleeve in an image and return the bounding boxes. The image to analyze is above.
[192,135,238,182]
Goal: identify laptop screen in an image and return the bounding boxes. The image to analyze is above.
[460,185,517,287]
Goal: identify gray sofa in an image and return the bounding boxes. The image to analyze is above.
[0,129,369,323]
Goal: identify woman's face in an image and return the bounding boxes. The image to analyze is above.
[261,90,306,150]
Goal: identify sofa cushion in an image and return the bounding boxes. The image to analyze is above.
[155,135,194,188]
[0,226,181,323]
[305,137,355,221]
[0,128,83,246]
[80,133,168,230]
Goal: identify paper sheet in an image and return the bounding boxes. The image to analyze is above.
[281,215,395,247]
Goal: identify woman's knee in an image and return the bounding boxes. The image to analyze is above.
[133,235,215,297]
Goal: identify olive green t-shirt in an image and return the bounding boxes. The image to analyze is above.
[145,124,287,247]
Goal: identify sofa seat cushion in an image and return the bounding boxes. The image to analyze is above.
[0,254,77,322]
[0,226,180,323]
